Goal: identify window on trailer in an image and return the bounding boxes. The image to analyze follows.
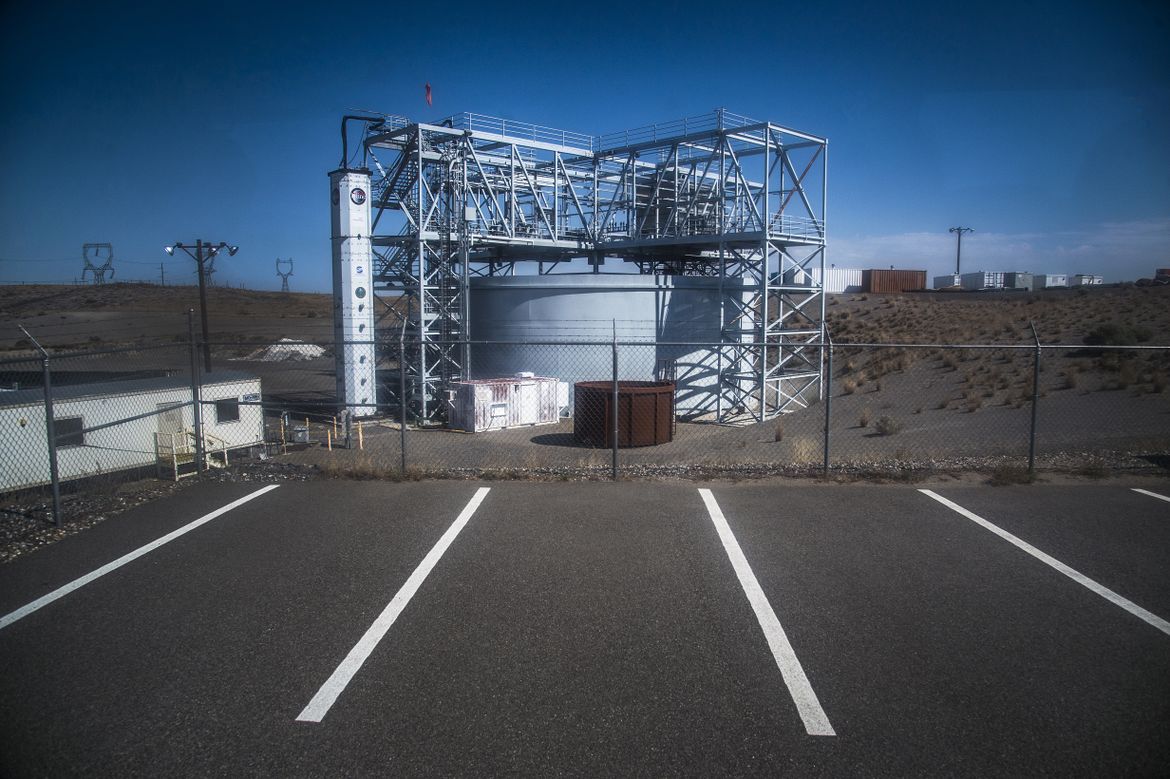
[56,416,85,447]
[215,398,240,423]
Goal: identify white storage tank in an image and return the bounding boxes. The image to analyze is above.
[468,274,752,418]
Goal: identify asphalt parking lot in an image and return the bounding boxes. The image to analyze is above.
[1,480,1168,776]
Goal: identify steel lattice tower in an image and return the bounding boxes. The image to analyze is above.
[333,109,827,424]
[276,257,293,292]
[82,243,115,285]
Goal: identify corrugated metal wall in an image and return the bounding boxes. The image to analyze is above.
[863,269,927,293]
[960,272,1006,290]
[449,377,562,433]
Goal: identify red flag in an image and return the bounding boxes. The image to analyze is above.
[425,83,432,107]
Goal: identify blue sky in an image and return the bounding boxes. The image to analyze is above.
[1,0,1166,290]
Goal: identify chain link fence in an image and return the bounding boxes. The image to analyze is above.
[4,327,1169,521]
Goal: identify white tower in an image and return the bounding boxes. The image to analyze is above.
[330,168,377,417]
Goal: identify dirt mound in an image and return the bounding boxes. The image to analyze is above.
[241,338,326,361]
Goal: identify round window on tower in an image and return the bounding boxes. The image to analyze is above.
[355,286,366,299]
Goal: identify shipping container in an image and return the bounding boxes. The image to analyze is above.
[863,269,927,293]
[1035,274,1067,289]
[1004,272,1034,290]
[933,273,961,289]
[1070,274,1103,286]
[824,268,865,293]
[780,267,864,293]
[781,267,815,286]
[960,271,1006,291]
[1156,268,1170,279]
[448,374,566,433]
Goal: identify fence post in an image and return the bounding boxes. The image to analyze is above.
[822,329,833,479]
[611,320,619,481]
[188,310,206,472]
[1029,322,1041,474]
[399,321,408,476]
[21,326,61,526]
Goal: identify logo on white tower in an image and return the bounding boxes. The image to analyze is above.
[350,188,367,205]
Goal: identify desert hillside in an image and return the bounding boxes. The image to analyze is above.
[2,282,1169,351]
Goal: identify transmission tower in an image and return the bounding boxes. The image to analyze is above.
[276,257,294,292]
[81,243,115,285]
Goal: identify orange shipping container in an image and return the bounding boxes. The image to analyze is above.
[863,269,927,293]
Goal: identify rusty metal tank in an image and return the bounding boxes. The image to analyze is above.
[573,381,674,447]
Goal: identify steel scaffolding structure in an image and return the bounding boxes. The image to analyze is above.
[335,108,827,424]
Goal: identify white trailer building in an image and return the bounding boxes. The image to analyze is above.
[1070,274,1104,286]
[0,372,264,493]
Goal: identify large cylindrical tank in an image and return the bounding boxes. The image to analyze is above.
[468,274,748,417]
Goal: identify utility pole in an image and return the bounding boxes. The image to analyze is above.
[949,227,974,275]
[159,263,166,286]
[166,240,238,373]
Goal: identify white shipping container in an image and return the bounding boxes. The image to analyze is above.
[960,271,1006,291]
[1070,274,1103,286]
[933,274,961,289]
[1035,274,1068,289]
[448,375,565,433]
[781,267,864,293]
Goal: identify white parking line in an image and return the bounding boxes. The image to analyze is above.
[698,489,835,737]
[0,485,281,631]
[296,486,491,723]
[920,490,1170,637]
[1132,488,1170,504]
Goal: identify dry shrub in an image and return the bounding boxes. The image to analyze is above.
[874,416,903,436]
[859,408,873,427]
[1117,360,1138,389]
[789,436,819,463]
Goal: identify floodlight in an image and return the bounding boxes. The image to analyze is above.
[165,246,176,255]
[226,245,239,256]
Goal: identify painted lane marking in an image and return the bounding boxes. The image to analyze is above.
[698,489,836,737]
[297,486,491,723]
[920,490,1170,637]
[1132,488,1170,504]
[0,485,281,631]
